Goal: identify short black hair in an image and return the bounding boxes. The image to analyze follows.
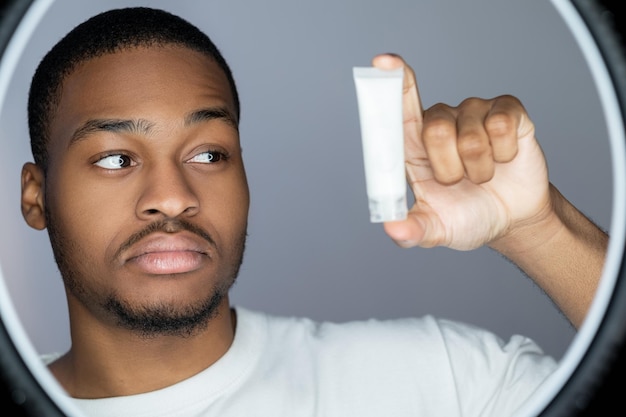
[28,7,240,173]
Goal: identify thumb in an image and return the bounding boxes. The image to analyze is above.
[383,212,440,249]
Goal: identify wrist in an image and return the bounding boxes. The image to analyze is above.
[488,184,561,258]
[488,184,608,328]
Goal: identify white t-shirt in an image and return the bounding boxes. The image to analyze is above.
[46,306,557,417]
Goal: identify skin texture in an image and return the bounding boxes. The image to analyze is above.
[19,47,607,399]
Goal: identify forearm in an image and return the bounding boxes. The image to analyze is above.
[489,184,608,329]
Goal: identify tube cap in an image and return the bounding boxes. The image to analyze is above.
[368,196,408,223]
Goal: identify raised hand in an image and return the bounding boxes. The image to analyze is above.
[372,54,550,251]
[371,54,607,328]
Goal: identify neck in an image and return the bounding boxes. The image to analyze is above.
[50,298,236,399]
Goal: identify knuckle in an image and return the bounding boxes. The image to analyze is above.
[458,132,489,159]
[458,97,485,109]
[423,119,456,146]
[427,102,453,113]
[497,94,522,106]
[485,113,515,137]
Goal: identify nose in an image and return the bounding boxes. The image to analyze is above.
[136,161,200,220]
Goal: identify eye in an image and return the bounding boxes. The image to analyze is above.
[187,150,227,164]
[94,154,134,170]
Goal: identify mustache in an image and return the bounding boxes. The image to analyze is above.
[115,218,216,259]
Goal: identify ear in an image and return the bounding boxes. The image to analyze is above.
[21,162,47,230]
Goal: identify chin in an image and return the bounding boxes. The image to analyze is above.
[103,283,230,338]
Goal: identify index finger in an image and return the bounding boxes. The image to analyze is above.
[372,54,424,145]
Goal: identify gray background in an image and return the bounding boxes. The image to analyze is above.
[0,0,613,364]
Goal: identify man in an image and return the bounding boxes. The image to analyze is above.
[20,6,607,417]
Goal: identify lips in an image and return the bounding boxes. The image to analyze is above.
[122,232,212,275]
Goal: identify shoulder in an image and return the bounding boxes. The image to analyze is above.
[235,306,556,381]
[236,306,470,370]
[236,306,445,348]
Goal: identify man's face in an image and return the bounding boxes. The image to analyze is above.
[41,45,249,336]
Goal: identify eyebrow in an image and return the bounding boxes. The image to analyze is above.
[68,118,155,147]
[184,107,238,129]
[67,106,238,147]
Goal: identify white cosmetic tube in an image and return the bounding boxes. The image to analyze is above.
[353,67,407,222]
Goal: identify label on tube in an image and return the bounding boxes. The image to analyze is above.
[353,67,407,222]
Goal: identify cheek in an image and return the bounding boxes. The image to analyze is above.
[199,171,249,231]
[225,170,250,218]
[46,170,131,261]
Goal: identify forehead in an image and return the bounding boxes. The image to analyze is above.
[49,45,236,147]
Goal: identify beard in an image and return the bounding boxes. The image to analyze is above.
[45,203,246,338]
[102,278,233,338]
